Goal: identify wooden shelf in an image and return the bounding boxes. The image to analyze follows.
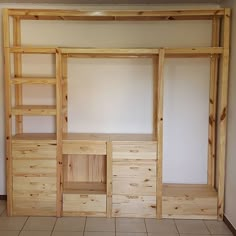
[10,47,57,54]
[12,105,57,116]
[63,182,106,194]
[12,133,56,141]
[163,184,217,219]
[11,77,56,85]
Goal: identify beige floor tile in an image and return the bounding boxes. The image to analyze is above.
[0,231,19,236]
[145,219,178,233]
[117,233,147,236]
[84,232,115,236]
[85,217,115,232]
[0,217,28,230]
[19,231,51,236]
[0,200,6,206]
[116,218,146,233]
[175,220,210,234]
[54,217,85,231]
[204,220,233,235]
[0,205,6,215]
[23,217,56,231]
[52,232,83,236]
[148,234,179,236]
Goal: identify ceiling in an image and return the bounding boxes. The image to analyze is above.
[0,0,224,4]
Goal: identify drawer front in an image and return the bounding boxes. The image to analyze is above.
[112,195,156,218]
[113,162,156,178]
[63,141,107,155]
[13,160,56,177]
[162,196,217,219]
[112,142,157,160]
[113,177,156,195]
[63,194,106,216]
[12,176,56,216]
[12,141,56,159]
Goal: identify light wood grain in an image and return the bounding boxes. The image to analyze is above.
[12,105,57,116]
[11,77,56,84]
[10,47,56,54]
[107,141,112,217]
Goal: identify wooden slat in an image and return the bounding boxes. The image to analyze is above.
[153,55,158,139]
[208,17,220,187]
[8,8,225,21]
[10,47,56,54]
[13,17,23,134]
[157,49,165,219]
[3,8,12,216]
[12,133,56,141]
[62,55,68,133]
[11,77,56,84]
[61,48,159,55]
[107,141,112,217]
[63,182,106,194]
[56,52,63,217]
[12,105,57,116]
[218,8,231,221]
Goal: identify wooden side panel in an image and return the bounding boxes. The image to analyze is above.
[112,142,157,160]
[13,176,56,216]
[63,141,107,155]
[63,194,106,216]
[64,155,106,183]
[112,195,156,218]
[12,142,56,159]
[13,160,56,176]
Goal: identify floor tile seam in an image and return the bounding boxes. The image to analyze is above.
[83,217,87,233]
[144,218,148,234]
[174,219,181,235]
[50,217,59,236]
[19,216,29,236]
[203,219,213,235]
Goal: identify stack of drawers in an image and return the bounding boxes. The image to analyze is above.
[112,141,157,218]
[12,140,57,216]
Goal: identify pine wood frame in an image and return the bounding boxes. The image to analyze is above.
[2,8,230,220]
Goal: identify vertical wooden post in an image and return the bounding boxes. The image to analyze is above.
[62,55,68,133]
[56,50,63,217]
[217,8,231,220]
[3,9,12,216]
[106,141,112,217]
[153,55,158,139]
[13,17,23,134]
[208,17,220,187]
[157,49,165,219]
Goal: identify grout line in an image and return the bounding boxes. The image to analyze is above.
[203,219,212,235]
[144,218,148,235]
[18,216,29,235]
[173,219,181,236]
[115,217,116,236]
[50,216,58,236]
[83,216,87,236]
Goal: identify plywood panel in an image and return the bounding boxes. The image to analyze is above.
[63,193,106,216]
[112,195,156,218]
[64,155,106,183]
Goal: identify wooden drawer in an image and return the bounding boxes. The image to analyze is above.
[112,195,156,218]
[63,194,106,216]
[12,176,56,216]
[112,142,157,160]
[63,141,107,155]
[12,141,56,159]
[113,161,156,178]
[13,160,56,177]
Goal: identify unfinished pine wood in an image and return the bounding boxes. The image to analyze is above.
[13,17,23,134]
[12,133,56,141]
[63,182,106,194]
[62,55,68,133]
[63,133,110,141]
[11,77,56,84]
[3,8,12,216]
[7,8,225,21]
[63,193,106,216]
[63,140,107,155]
[112,141,157,160]
[112,195,156,218]
[153,55,158,139]
[12,105,57,116]
[106,141,112,217]
[157,49,165,219]
[63,154,106,183]
[109,134,156,141]
[12,141,56,159]
[208,17,220,187]
[10,47,56,54]
[218,8,231,220]
[162,184,217,219]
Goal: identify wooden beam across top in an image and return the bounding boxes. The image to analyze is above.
[7,8,225,21]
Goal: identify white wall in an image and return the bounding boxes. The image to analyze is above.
[0,3,219,194]
[221,0,236,229]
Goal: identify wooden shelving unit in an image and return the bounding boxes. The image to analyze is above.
[2,7,231,220]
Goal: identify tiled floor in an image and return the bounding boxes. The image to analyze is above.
[0,200,233,236]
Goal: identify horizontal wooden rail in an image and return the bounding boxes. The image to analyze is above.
[10,47,57,54]
[12,105,57,116]
[7,8,225,21]
[11,77,56,85]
